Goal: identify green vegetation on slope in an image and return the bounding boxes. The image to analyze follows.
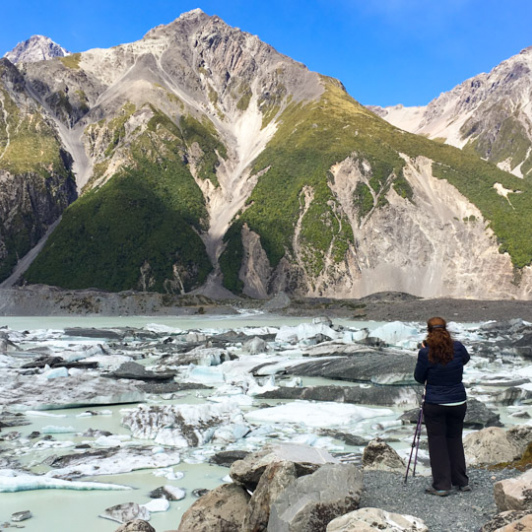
[25,164,212,292]
[220,77,532,292]
[25,106,215,292]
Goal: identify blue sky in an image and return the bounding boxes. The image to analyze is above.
[1,0,531,106]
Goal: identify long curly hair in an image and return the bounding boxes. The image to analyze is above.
[426,317,454,365]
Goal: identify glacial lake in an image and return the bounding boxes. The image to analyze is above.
[0,314,528,531]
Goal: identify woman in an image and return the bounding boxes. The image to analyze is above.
[414,316,471,496]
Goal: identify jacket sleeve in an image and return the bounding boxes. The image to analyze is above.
[414,350,428,384]
[461,343,470,365]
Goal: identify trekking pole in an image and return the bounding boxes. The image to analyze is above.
[404,393,425,485]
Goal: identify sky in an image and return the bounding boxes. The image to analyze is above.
[1,0,532,107]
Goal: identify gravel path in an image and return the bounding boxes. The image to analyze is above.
[360,468,521,532]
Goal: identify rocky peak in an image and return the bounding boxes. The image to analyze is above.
[4,35,70,64]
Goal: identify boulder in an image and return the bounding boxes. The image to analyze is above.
[230,443,339,490]
[362,438,406,473]
[210,450,250,467]
[100,503,150,524]
[464,427,521,466]
[494,469,532,511]
[242,460,297,532]
[114,520,156,532]
[177,483,250,532]
[326,507,428,532]
[481,510,532,532]
[507,425,532,457]
[267,463,363,532]
[492,515,532,531]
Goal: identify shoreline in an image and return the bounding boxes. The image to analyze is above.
[0,286,531,323]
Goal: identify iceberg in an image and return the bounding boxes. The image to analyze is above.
[370,321,420,349]
[0,474,132,492]
[245,401,394,428]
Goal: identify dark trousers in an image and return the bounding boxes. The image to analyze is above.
[423,402,468,490]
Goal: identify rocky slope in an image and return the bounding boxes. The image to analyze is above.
[372,46,532,179]
[1,9,532,299]
[4,35,70,63]
[0,58,77,282]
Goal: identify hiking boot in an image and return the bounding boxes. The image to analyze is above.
[458,485,472,492]
[425,486,451,497]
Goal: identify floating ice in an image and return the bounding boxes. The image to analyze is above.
[275,323,341,343]
[185,365,226,383]
[142,498,170,512]
[0,475,132,492]
[26,411,67,418]
[43,366,69,379]
[370,322,420,349]
[245,401,394,428]
[152,468,185,480]
[145,323,182,334]
[41,425,76,434]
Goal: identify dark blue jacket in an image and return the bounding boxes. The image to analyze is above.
[414,341,470,404]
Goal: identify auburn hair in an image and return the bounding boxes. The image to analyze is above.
[425,317,454,365]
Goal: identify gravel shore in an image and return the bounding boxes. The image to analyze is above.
[360,468,522,532]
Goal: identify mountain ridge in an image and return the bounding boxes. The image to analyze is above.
[4,35,70,64]
[1,10,532,300]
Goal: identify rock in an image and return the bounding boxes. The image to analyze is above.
[192,488,209,498]
[242,461,297,532]
[362,438,406,473]
[11,510,32,522]
[210,450,251,467]
[326,507,428,532]
[507,425,532,457]
[480,510,532,532]
[464,427,521,466]
[100,502,150,524]
[138,382,212,394]
[494,469,532,511]
[264,291,291,310]
[319,429,369,447]
[230,443,339,490]
[177,483,250,532]
[114,520,156,532]
[491,514,532,531]
[267,463,363,532]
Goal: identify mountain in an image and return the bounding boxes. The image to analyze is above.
[4,35,70,64]
[371,47,532,179]
[1,9,532,299]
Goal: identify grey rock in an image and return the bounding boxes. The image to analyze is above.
[210,450,251,467]
[494,469,532,512]
[230,443,339,490]
[464,427,521,466]
[267,463,363,532]
[362,438,406,473]
[243,461,297,532]
[177,483,250,532]
[99,502,150,524]
[326,508,428,532]
[480,510,532,532]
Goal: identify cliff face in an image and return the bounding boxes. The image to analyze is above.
[373,47,532,179]
[0,58,77,282]
[2,10,532,299]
